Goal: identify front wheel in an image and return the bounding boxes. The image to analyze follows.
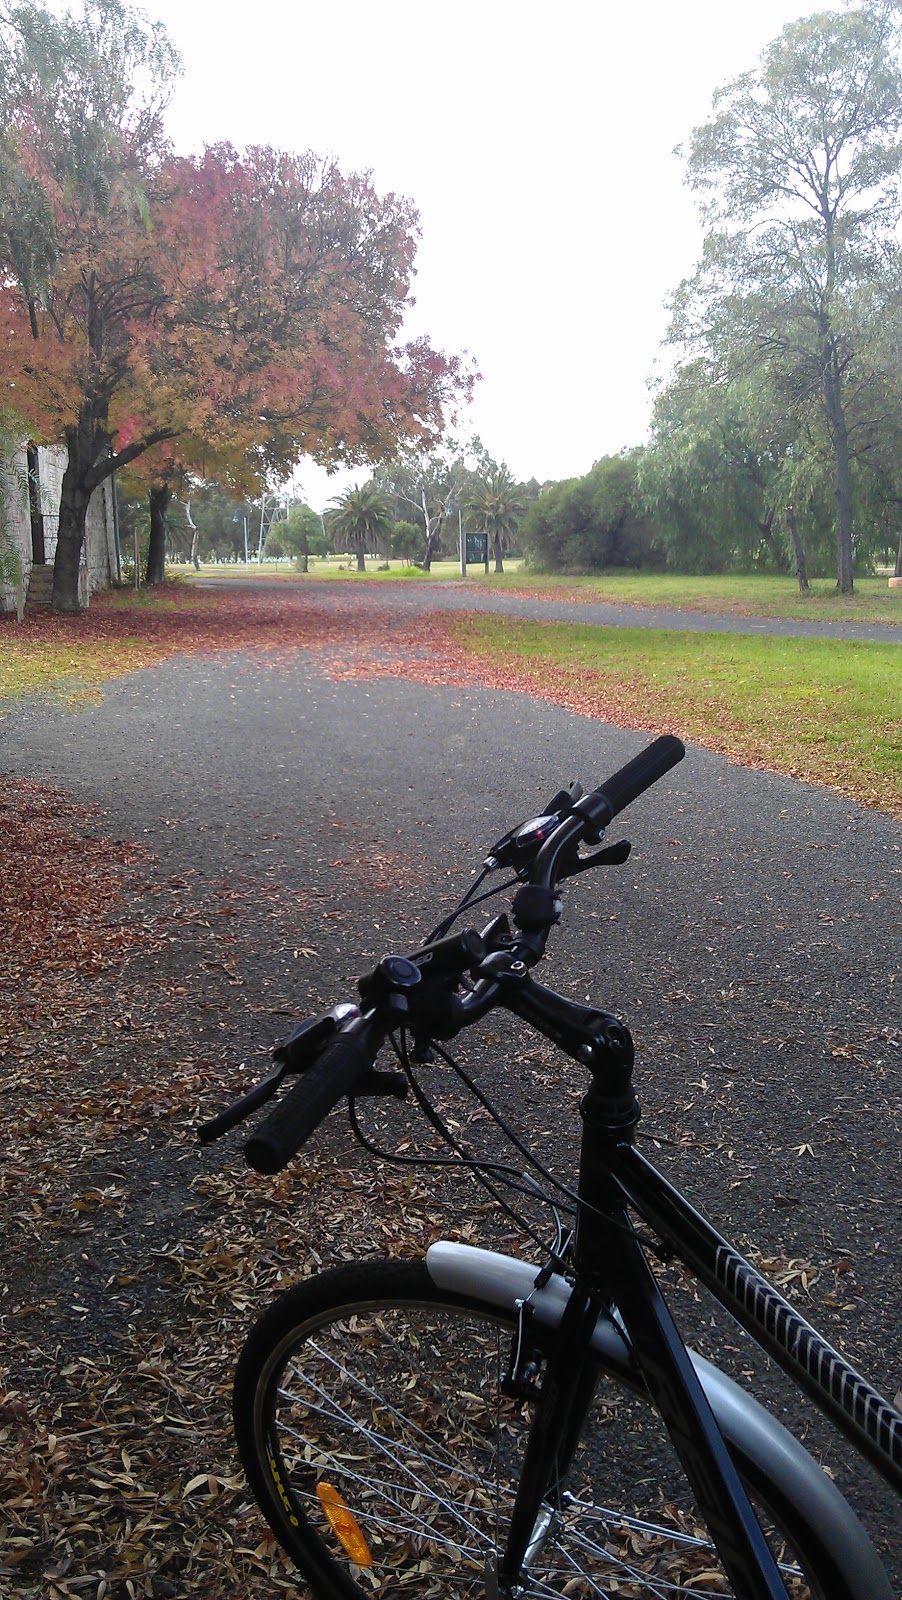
[233,1258,887,1599]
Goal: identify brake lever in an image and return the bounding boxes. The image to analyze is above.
[272,1002,361,1069]
[541,779,584,814]
[557,839,632,880]
[197,1002,362,1145]
[197,1060,288,1144]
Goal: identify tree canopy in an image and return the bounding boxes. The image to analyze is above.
[668,2,902,591]
[276,502,328,570]
[0,0,473,609]
[325,483,394,571]
[521,452,661,573]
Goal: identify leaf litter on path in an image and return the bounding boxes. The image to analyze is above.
[0,768,503,1597]
[2,586,899,1594]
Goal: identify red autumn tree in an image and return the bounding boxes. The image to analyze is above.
[0,2,472,610]
[128,142,472,584]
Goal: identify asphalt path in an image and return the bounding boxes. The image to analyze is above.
[192,571,902,642]
[2,600,900,1578]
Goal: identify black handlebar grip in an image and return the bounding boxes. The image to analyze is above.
[587,735,686,828]
[244,1029,376,1174]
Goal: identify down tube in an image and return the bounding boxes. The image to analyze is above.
[609,1142,902,1495]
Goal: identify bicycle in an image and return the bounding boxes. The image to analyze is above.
[199,734,902,1598]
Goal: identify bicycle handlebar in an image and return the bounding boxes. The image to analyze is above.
[206,734,686,1171]
[585,734,686,829]
[531,735,685,890]
[244,1024,380,1174]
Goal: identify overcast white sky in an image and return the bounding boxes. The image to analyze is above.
[148,0,816,509]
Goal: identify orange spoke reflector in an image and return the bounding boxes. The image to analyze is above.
[316,1481,374,1567]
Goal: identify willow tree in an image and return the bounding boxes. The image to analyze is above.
[672,3,902,593]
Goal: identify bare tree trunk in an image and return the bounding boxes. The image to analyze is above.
[493,532,504,574]
[419,486,448,571]
[894,529,902,579]
[184,499,201,570]
[146,484,171,584]
[785,505,809,593]
[422,531,441,571]
[26,445,45,564]
[822,353,854,593]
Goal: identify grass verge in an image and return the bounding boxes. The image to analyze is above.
[0,587,245,706]
[185,562,901,623]
[449,614,902,817]
[474,569,902,625]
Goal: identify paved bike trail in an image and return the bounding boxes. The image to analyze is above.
[1,604,899,1580]
[191,572,902,642]
[4,650,898,1285]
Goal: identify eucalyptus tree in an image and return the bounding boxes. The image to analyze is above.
[640,358,844,577]
[672,3,902,592]
[326,484,393,571]
[375,443,477,569]
[277,502,329,570]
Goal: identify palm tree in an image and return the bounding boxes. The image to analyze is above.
[464,467,526,574]
[326,484,393,572]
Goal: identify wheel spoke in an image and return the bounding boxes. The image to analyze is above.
[234,1270,829,1598]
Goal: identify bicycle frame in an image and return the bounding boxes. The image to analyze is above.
[225,733,900,1595]
[431,977,902,1597]
[609,1140,902,1499]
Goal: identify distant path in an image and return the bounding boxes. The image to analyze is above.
[189,575,901,643]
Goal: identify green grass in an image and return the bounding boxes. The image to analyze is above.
[450,614,902,816]
[0,588,218,706]
[474,569,902,625]
[0,635,147,705]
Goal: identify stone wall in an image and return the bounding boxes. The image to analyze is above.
[0,444,118,611]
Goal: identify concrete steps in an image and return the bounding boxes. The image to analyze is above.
[25,564,53,612]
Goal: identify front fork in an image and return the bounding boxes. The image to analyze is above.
[489,1009,791,1600]
[491,1283,603,1595]
[572,1058,790,1600]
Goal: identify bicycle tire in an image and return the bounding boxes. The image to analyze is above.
[233,1257,888,1599]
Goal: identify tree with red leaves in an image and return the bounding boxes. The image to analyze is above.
[0,1,472,610]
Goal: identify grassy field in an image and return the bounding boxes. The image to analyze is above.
[188,557,490,582]
[450,613,902,817]
[473,568,902,624]
[185,559,902,625]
